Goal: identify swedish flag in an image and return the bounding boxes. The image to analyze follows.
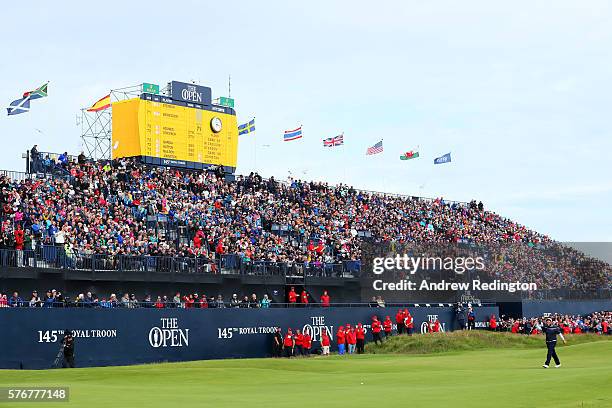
[238,118,255,135]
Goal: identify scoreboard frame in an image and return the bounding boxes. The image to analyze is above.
[112,92,238,173]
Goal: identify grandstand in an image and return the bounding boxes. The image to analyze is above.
[0,144,610,369]
[1,150,610,298]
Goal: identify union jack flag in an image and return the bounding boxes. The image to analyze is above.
[323,134,344,147]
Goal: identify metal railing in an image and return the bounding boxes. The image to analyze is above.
[0,170,32,182]
[0,301,497,309]
[0,247,361,277]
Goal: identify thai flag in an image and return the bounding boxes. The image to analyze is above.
[323,134,344,147]
[284,126,302,141]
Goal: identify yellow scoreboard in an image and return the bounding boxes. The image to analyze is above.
[111,95,238,171]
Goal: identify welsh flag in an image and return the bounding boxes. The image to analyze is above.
[400,149,420,160]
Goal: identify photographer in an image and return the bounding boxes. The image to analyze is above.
[62,330,75,368]
[455,303,466,330]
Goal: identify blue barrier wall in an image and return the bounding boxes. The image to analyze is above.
[0,306,497,369]
[521,300,611,318]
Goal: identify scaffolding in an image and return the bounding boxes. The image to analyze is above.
[79,83,170,160]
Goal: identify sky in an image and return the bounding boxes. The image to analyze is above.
[1,1,611,241]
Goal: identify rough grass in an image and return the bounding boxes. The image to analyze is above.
[366,330,612,354]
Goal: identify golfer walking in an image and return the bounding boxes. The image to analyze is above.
[542,318,566,368]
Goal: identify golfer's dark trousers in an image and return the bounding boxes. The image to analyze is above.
[545,341,560,365]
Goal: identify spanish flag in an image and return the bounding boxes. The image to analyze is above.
[87,94,111,112]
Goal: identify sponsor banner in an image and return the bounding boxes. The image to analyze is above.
[170,81,212,106]
[0,307,497,369]
[142,82,160,95]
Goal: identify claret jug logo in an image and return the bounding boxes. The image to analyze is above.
[148,317,189,348]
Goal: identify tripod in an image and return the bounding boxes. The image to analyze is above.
[52,344,65,368]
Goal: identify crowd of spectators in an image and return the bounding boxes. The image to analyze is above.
[0,288,340,309]
[0,151,610,289]
[0,289,281,309]
[493,311,611,335]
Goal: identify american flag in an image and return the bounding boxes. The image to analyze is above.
[323,134,344,147]
[283,126,303,141]
[366,140,383,155]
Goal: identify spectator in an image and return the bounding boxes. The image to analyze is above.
[288,287,297,307]
[249,294,259,308]
[230,294,241,308]
[9,291,24,307]
[260,294,271,308]
[29,290,41,307]
[216,295,225,308]
[320,290,330,307]
[172,292,181,308]
[30,144,40,172]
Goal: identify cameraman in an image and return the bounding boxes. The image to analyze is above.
[62,330,75,368]
[455,303,466,330]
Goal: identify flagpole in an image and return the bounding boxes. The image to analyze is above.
[253,116,257,172]
[342,132,347,184]
[382,138,387,193]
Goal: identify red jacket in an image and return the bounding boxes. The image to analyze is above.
[432,320,440,332]
[288,290,297,303]
[336,329,345,345]
[404,314,414,328]
[347,330,357,345]
[321,333,330,347]
[489,317,497,329]
[300,292,308,304]
[395,311,404,324]
[283,334,294,347]
[303,334,312,349]
[295,334,304,346]
[320,294,330,307]
[383,319,392,332]
[372,320,381,333]
[14,229,25,250]
[356,326,365,340]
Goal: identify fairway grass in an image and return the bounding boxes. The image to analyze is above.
[1,338,610,408]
